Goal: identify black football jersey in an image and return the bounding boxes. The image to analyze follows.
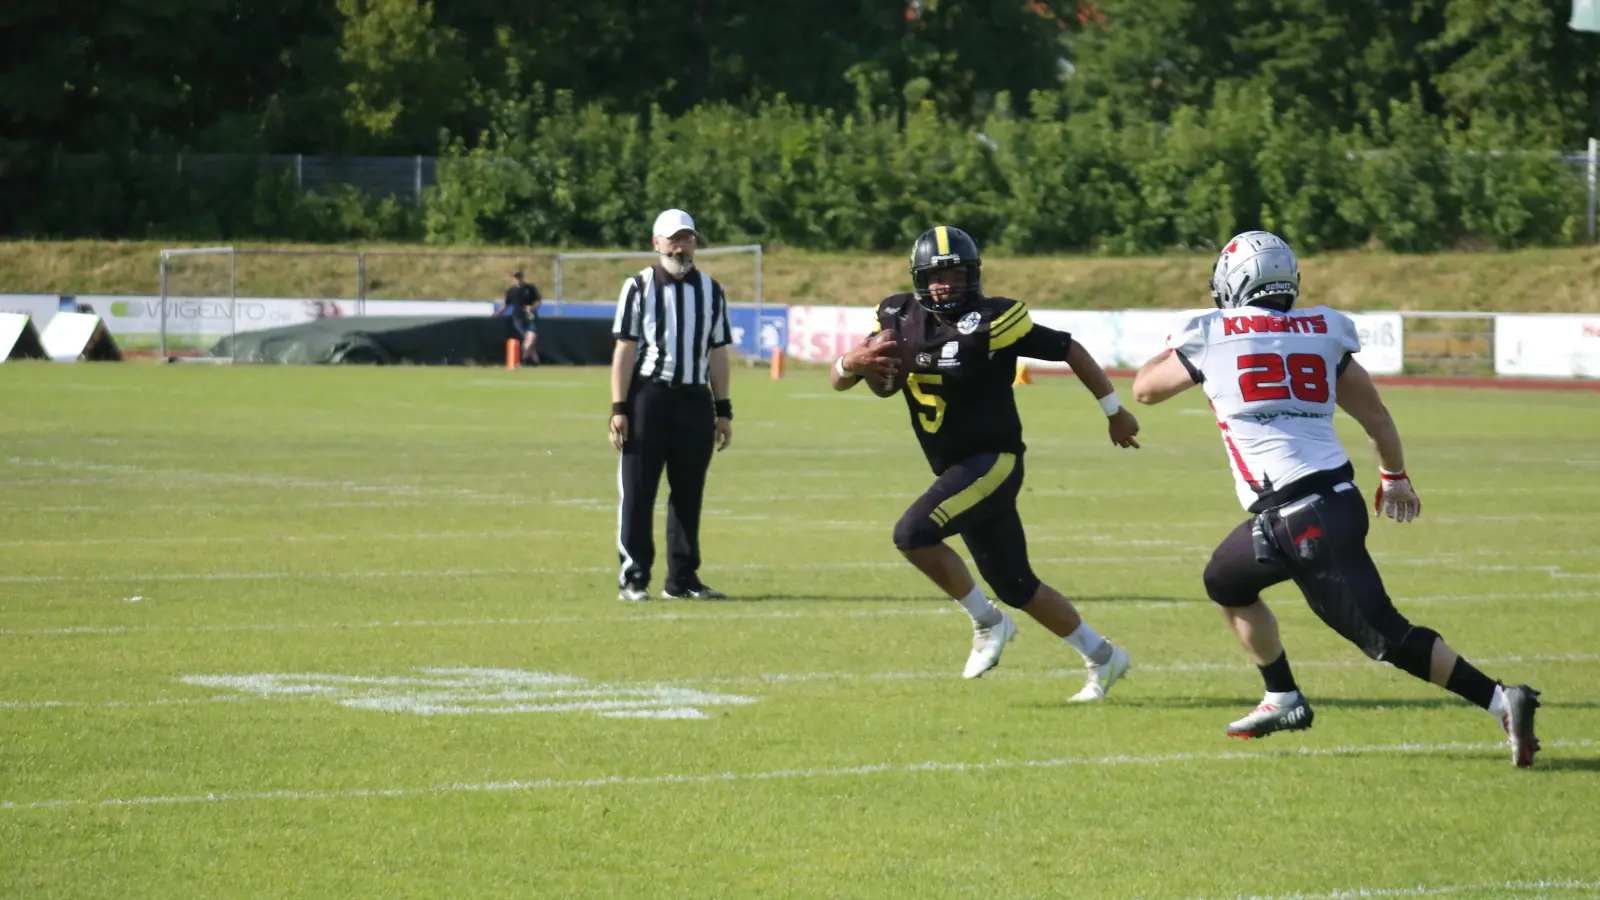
[873,293,1071,474]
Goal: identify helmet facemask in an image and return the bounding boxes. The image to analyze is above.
[912,261,982,316]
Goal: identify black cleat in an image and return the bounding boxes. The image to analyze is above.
[664,584,727,600]
[1227,695,1315,740]
[1501,684,1542,768]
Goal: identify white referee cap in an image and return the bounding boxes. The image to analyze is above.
[652,208,698,239]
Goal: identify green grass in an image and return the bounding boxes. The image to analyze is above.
[3,239,1599,312]
[1,363,1598,899]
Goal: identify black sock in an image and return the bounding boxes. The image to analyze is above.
[1258,652,1298,693]
[1445,657,1498,710]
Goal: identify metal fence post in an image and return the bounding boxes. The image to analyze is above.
[554,254,564,303]
[159,251,168,360]
[229,248,238,361]
[1588,137,1597,244]
[357,252,367,316]
[296,154,304,191]
[414,155,423,205]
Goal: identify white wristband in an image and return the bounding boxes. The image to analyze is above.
[1097,390,1122,417]
[834,356,857,380]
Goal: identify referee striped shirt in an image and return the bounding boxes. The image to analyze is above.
[612,265,733,385]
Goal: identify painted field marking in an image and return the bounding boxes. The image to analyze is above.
[2,738,1590,813]
[1195,877,1600,900]
[179,668,755,720]
[0,606,962,638]
[4,653,1593,712]
[0,530,564,549]
[4,591,1597,639]
[10,551,1598,586]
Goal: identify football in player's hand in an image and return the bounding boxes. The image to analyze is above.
[861,329,908,397]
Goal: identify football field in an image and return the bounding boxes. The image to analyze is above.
[2,363,1597,899]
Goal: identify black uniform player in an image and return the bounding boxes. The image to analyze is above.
[832,226,1141,695]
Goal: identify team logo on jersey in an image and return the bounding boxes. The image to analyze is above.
[938,342,960,368]
[916,352,934,369]
[957,311,982,334]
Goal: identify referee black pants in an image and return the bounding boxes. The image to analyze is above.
[617,381,715,592]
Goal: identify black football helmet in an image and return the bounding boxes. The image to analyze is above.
[910,226,982,316]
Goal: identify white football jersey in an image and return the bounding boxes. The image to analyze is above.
[1166,305,1362,511]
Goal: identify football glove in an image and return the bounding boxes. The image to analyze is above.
[1374,469,1420,523]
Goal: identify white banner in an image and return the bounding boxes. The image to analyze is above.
[785,305,879,362]
[0,294,65,332]
[786,305,1406,374]
[1347,312,1404,375]
[1495,315,1600,377]
[44,295,495,351]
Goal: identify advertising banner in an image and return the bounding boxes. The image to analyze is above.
[1495,315,1600,378]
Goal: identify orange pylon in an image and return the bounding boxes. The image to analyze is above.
[505,338,520,370]
[770,348,786,380]
[1014,362,1032,385]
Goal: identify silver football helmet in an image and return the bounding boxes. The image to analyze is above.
[1209,231,1300,310]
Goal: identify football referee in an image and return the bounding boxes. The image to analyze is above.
[609,208,734,602]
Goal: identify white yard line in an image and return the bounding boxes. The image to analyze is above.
[0,606,961,638]
[0,530,564,549]
[3,738,1589,813]
[1196,878,1600,899]
[3,591,1596,639]
[0,555,1211,585]
[6,652,1593,711]
[682,652,1600,688]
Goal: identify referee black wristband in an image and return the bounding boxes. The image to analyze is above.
[611,402,628,416]
[714,398,733,420]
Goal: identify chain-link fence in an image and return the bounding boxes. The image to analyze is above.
[54,153,437,205]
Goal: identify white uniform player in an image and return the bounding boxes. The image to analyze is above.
[1165,303,1361,512]
[1132,231,1542,767]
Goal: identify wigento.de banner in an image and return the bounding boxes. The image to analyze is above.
[1495,315,1600,378]
[784,305,1404,375]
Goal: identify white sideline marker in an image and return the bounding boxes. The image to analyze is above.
[1195,878,1600,900]
[3,652,1593,712]
[1,738,1590,813]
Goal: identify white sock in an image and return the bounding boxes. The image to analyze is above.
[954,584,1002,628]
[1264,690,1301,707]
[1487,684,1507,720]
[1064,622,1112,666]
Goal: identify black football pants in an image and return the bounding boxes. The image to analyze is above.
[617,381,715,592]
[1202,483,1415,661]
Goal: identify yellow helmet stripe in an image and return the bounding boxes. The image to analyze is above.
[935,226,950,256]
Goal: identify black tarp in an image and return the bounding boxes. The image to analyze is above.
[208,316,615,365]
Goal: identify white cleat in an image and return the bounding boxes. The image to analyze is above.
[963,613,1017,679]
[1067,643,1131,703]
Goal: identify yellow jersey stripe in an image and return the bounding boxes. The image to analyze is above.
[989,311,1035,351]
[931,453,1017,526]
[989,302,1028,333]
[935,226,950,255]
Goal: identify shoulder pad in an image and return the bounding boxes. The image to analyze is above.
[879,293,914,317]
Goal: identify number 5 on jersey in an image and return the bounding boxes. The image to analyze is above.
[1237,353,1329,403]
[907,374,946,432]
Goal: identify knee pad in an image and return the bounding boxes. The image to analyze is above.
[892,511,941,552]
[1380,626,1439,680]
[987,571,1040,609]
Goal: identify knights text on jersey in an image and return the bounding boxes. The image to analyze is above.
[1166,305,1362,511]
[874,293,1051,474]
